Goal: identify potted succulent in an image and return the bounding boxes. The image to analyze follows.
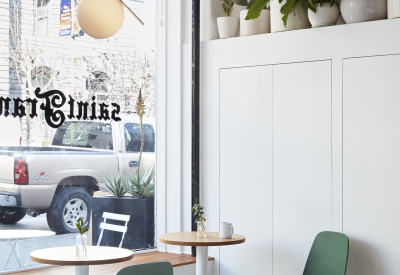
[191,203,207,237]
[307,0,340,28]
[217,0,240,39]
[246,0,310,32]
[234,0,270,36]
[91,89,155,250]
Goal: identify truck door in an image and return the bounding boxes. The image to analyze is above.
[122,123,155,175]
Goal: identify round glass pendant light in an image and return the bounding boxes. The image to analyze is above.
[77,0,124,39]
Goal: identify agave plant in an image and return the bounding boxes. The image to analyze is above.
[100,173,127,198]
[125,164,155,199]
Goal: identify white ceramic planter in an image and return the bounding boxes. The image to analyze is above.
[388,0,400,18]
[341,0,387,23]
[270,0,310,32]
[217,17,240,39]
[308,3,340,27]
[240,9,271,36]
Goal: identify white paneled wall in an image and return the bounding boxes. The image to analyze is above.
[194,19,400,275]
[273,61,332,275]
[343,54,400,275]
[220,66,273,275]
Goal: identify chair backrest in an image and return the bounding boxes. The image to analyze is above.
[97,212,130,248]
[303,231,349,275]
[116,262,173,275]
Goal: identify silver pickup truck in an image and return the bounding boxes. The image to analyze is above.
[0,118,155,234]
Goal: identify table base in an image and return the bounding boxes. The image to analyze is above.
[75,265,89,275]
[196,246,208,275]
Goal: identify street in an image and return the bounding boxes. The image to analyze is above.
[0,215,75,273]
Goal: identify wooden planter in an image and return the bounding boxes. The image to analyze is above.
[91,196,155,250]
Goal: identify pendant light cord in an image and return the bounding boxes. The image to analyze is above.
[120,0,145,25]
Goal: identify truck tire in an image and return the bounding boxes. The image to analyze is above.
[0,210,26,224]
[47,187,92,234]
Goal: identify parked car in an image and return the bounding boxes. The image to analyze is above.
[0,118,155,234]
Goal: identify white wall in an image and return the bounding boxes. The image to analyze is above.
[196,19,400,275]
[157,16,400,275]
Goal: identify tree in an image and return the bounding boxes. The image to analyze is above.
[9,0,68,145]
[84,49,155,117]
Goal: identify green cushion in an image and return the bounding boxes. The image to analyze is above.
[303,231,349,275]
[116,262,173,275]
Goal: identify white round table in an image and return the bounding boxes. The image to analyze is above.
[31,246,134,275]
[0,230,55,270]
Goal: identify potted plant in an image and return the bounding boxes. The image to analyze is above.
[307,0,339,27]
[191,203,207,237]
[91,89,155,250]
[75,217,89,254]
[234,0,270,36]
[246,0,310,32]
[217,0,240,39]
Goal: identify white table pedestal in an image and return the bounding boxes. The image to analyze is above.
[75,265,89,275]
[196,246,208,275]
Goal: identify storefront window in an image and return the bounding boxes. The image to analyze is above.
[0,0,156,270]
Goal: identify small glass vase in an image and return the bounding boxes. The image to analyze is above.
[197,221,207,238]
[76,234,87,254]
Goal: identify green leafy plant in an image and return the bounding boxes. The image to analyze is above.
[76,217,89,251]
[246,0,337,26]
[100,173,127,198]
[76,217,90,235]
[246,0,311,27]
[307,0,337,14]
[125,164,155,199]
[191,203,206,223]
[234,0,257,9]
[192,204,206,237]
[221,0,235,16]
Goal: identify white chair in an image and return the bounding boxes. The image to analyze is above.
[96,212,130,248]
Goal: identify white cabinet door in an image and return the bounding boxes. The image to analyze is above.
[220,66,273,275]
[343,55,400,275]
[273,61,332,275]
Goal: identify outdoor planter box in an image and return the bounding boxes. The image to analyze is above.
[91,196,155,250]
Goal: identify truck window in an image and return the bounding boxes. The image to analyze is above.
[124,123,155,153]
[52,122,113,150]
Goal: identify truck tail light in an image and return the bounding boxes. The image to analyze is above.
[14,157,28,185]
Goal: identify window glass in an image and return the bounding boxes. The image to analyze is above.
[124,123,155,152]
[52,121,113,150]
[0,0,156,270]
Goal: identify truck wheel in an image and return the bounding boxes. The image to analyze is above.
[47,187,92,234]
[0,210,26,224]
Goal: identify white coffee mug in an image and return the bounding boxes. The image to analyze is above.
[220,222,234,238]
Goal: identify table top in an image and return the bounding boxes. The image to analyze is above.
[159,232,245,247]
[0,230,55,240]
[30,246,134,266]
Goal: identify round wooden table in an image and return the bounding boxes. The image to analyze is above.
[30,246,134,275]
[159,232,245,275]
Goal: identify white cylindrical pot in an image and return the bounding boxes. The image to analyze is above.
[240,10,260,36]
[341,0,387,23]
[217,17,240,39]
[308,3,340,27]
[270,0,311,32]
[259,10,271,34]
[388,0,400,18]
[240,9,271,36]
